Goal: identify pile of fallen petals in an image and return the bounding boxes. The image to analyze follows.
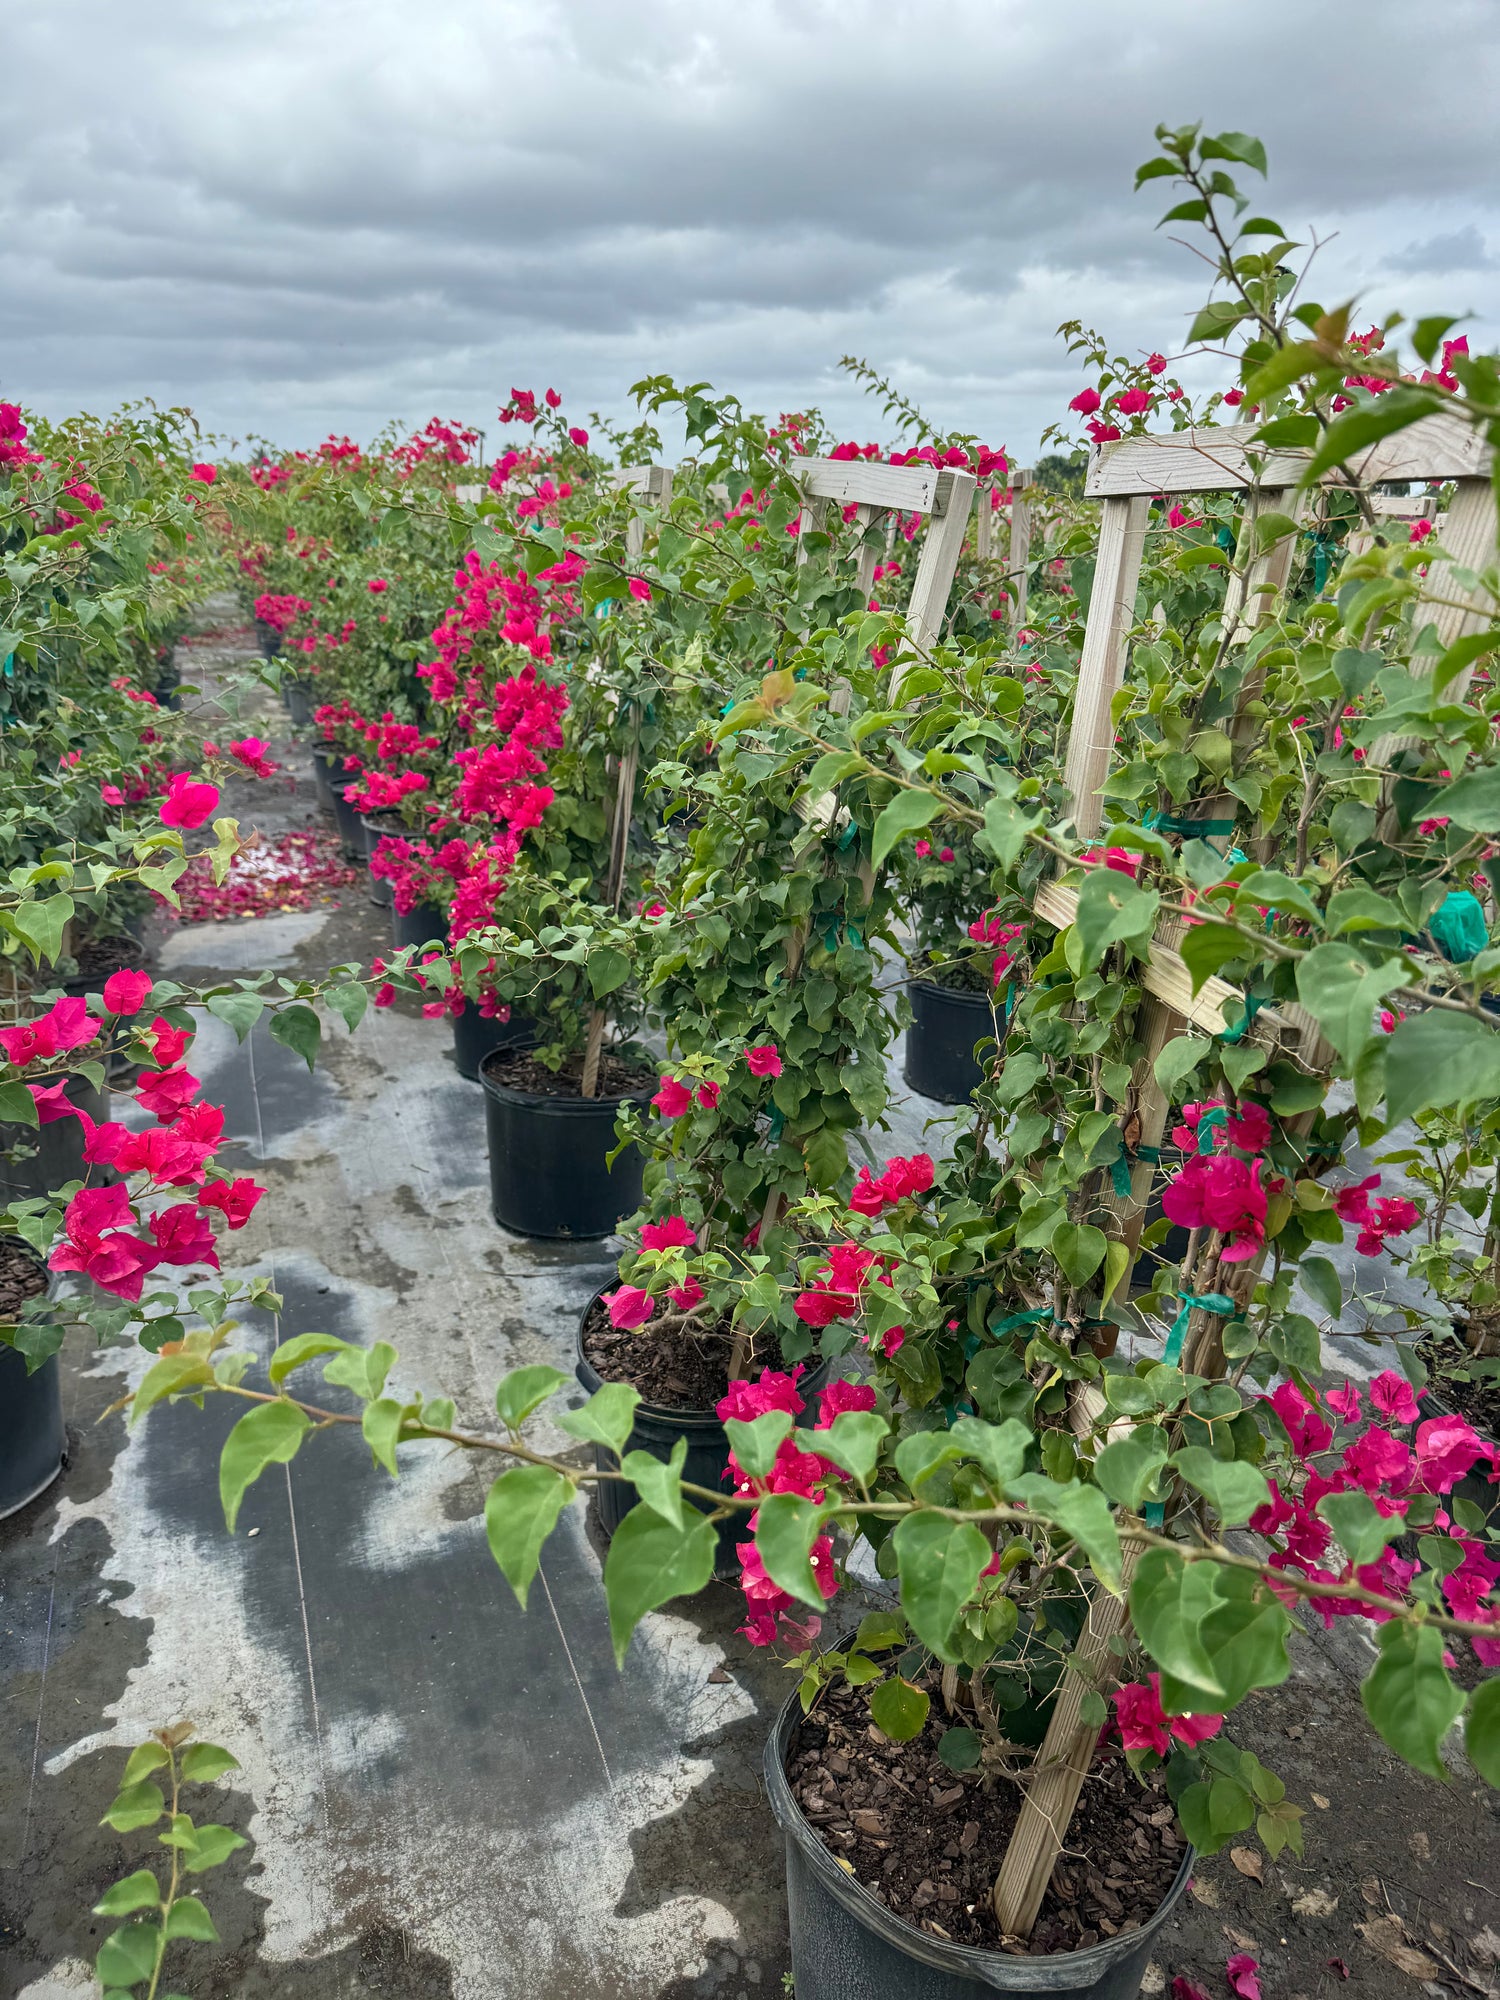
[164,826,357,923]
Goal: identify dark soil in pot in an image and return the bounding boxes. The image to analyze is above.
[581,1289,741,1408]
[0,1240,65,1519]
[479,1046,652,1240]
[904,974,1006,1104]
[576,1289,831,1575]
[782,1670,1183,1955]
[62,932,148,995]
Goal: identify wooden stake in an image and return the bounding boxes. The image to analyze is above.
[1008,468,1031,635]
[1061,495,1149,836]
[990,1546,1140,1938]
[579,1007,605,1099]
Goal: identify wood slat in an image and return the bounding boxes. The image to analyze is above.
[1060,495,1149,835]
[1031,881,1247,1035]
[1085,409,1490,498]
[1009,469,1032,634]
[892,470,976,698]
[793,455,941,513]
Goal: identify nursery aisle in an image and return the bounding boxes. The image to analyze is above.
[1,602,1497,2000]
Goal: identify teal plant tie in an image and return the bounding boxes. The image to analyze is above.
[989,1305,1052,1336]
[595,598,616,620]
[1142,808,1236,838]
[767,1105,784,1145]
[1109,1153,1133,1198]
[1195,1105,1229,1155]
[1429,888,1489,964]
[1219,992,1264,1045]
[846,923,864,951]
[837,821,860,852]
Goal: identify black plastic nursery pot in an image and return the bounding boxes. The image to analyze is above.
[575,1290,831,1576]
[451,1001,532,1081]
[359,811,405,911]
[0,1253,66,1520]
[252,616,282,661]
[391,900,449,953]
[904,978,1006,1104]
[480,1052,649,1239]
[766,1686,1194,2000]
[0,1075,105,1205]
[329,778,364,862]
[310,748,337,815]
[284,678,313,730]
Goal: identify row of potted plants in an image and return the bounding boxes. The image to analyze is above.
[5,119,1500,1999]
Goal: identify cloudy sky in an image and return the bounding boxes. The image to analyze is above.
[4,0,1498,460]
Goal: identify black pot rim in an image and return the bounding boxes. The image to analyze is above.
[575,1284,835,1429]
[479,1049,652,1115]
[906,973,1002,1008]
[765,1673,1194,1990]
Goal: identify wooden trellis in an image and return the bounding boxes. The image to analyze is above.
[975,466,1033,633]
[990,410,1497,1939]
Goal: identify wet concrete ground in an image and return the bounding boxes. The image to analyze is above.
[3,606,1498,1999]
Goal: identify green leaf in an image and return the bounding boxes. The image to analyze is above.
[1432,630,1500,697]
[1093,1431,1170,1510]
[1325,887,1403,936]
[1202,129,1268,174]
[178,1743,239,1785]
[1179,922,1246,992]
[619,1437,687,1529]
[937,1726,982,1772]
[1006,1475,1123,1593]
[1131,1548,1291,1708]
[494,1364,567,1431]
[267,1332,351,1388]
[93,1869,161,1916]
[96,1923,160,1987]
[815,1410,890,1486]
[949,1415,1030,1489]
[322,1341,395,1403]
[1427,765,1500,834]
[0,1078,39,1129]
[587,945,631,999]
[1298,1257,1342,1319]
[1384,1010,1500,1125]
[205,992,265,1041]
[101,1780,165,1832]
[1294,943,1412,1064]
[120,1741,170,1786]
[162,1895,219,1942]
[11,893,75,967]
[1465,1677,1500,1787]
[361,1397,406,1476]
[754,1493,834,1609]
[269,1002,322,1071]
[1302,386,1440,484]
[871,790,944,869]
[130,1351,217,1424]
[1170,1446,1270,1528]
[1236,869,1323,927]
[869,1676,930,1743]
[179,1823,248,1874]
[484,1465,573,1609]
[1362,1621,1463,1781]
[602,1505,717,1666]
[1051,1220,1107,1289]
[325,982,368,1034]
[558,1381,641,1458]
[1155,1034,1210,1091]
[219,1401,311,1533]
[721,1410,795,1478]
[892,1514,990,1662]
[1072,869,1159,973]
[1317,1491,1402,1567]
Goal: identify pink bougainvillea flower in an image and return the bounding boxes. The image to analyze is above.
[568,427,589,449]
[640,1215,697,1251]
[604,1284,655,1330]
[1069,388,1102,415]
[101,784,125,807]
[0,995,98,1067]
[1225,1955,1260,2000]
[939,847,954,862]
[1323,1382,1363,1423]
[1413,1413,1485,1493]
[651,1075,694,1118]
[1222,388,1246,409]
[667,1278,705,1312]
[368,577,390,593]
[229,737,279,779]
[848,1152,935,1216]
[1147,353,1168,375]
[1114,1674,1223,1757]
[695,1080,721,1110]
[718,1367,805,1425]
[198,1177,265,1229]
[745,1043,782,1078]
[627,577,652,603]
[149,1203,221,1269]
[1115,386,1153,416]
[142,1017,192,1068]
[1266,1380,1333,1459]
[1369,1369,1422,1425]
[1222,1101,1271,1154]
[101,967,153,1016]
[1162,1153,1267,1261]
[816,1377,877,1427]
[159,772,221,830]
[189,462,217,484]
[47,1184,160,1301]
[29,1079,81,1124]
[914,839,931,858]
[135,1066,199,1123]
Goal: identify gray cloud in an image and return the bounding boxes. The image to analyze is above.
[3,0,1498,454]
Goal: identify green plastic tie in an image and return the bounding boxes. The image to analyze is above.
[1429,888,1489,964]
[1142,808,1236,837]
[989,1305,1052,1335]
[1195,1106,1229,1155]
[1219,992,1265,1046]
[767,1106,784,1145]
[836,821,860,852]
